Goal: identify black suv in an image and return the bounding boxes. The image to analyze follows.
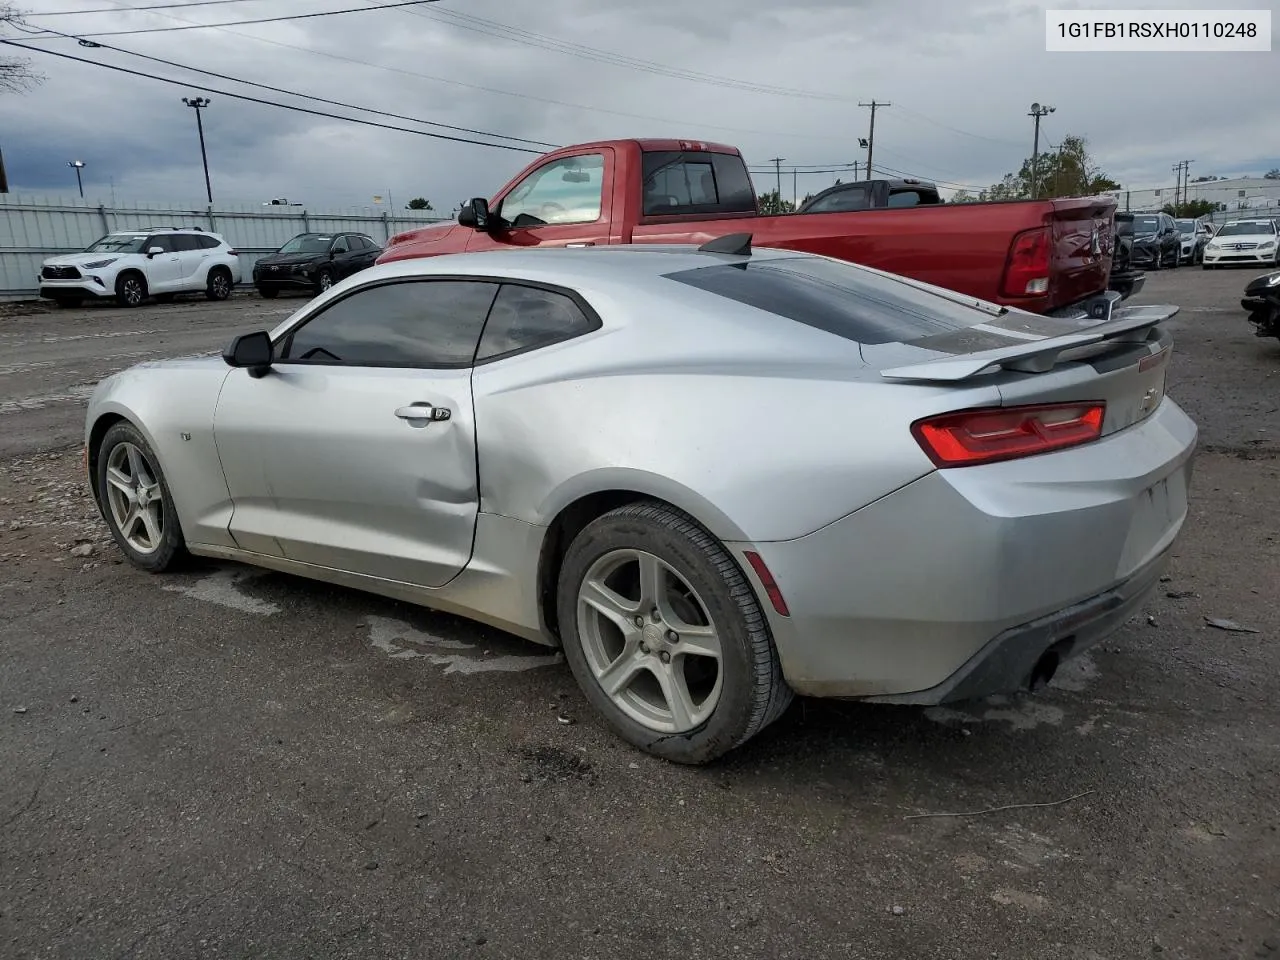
[1124,212,1182,270]
[252,232,383,297]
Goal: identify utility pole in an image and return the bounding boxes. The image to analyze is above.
[1181,159,1194,209]
[1172,164,1182,208]
[769,157,784,205]
[182,96,213,203]
[858,102,889,180]
[792,167,797,209]
[68,160,85,199]
[1028,102,1055,199]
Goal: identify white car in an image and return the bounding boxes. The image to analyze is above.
[1175,218,1212,264]
[1202,219,1280,269]
[38,228,242,307]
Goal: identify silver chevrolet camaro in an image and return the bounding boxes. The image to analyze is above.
[83,238,1198,763]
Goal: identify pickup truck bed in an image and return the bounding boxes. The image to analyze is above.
[379,138,1123,316]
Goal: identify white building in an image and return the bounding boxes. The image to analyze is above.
[1111,176,1280,219]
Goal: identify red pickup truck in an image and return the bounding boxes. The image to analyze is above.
[378,138,1132,315]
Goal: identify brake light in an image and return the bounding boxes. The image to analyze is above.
[1000,225,1052,298]
[911,402,1105,467]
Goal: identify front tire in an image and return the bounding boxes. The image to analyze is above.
[96,421,187,573]
[114,273,146,307]
[206,267,232,301]
[314,267,334,295]
[556,501,793,765]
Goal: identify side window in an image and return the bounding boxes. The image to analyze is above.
[171,235,201,251]
[331,236,350,254]
[144,235,177,253]
[499,153,604,227]
[350,236,368,250]
[886,191,922,208]
[806,185,870,213]
[641,151,757,216]
[476,283,597,362]
[199,235,222,249]
[279,280,498,367]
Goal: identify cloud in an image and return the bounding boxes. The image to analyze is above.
[2,0,1277,211]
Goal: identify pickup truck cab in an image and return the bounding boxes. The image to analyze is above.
[379,138,1127,315]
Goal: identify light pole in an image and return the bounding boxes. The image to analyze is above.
[182,96,213,203]
[68,160,85,198]
[1028,102,1055,199]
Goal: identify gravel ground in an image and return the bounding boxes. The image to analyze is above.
[1,269,1278,960]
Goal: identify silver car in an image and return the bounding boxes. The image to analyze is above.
[83,240,1198,764]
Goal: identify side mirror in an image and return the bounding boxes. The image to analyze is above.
[329,249,338,259]
[461,197,491,231]
[222,330,274,378]
[146,246,164,258]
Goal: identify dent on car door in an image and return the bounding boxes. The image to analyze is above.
[210,277,500,587]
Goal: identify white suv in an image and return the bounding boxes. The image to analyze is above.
[38,228,242,308]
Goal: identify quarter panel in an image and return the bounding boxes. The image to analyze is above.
[85,360,237,548]
[470,334,995,542]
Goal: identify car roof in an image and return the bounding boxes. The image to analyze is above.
[361,244,806,288]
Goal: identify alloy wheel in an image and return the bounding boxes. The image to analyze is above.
[103,441,165,555]
[576,548,723,734]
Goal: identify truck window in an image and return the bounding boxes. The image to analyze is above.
[802,184,871,213]
[500,154,604,227]
[641,150,756,217]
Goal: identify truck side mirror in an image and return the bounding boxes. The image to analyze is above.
[459,198,491,231]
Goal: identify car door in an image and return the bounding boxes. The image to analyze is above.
[354,235,382,270]
[173,234,208,287]
[211,277,500,587]
[141,234,183,291]
[466,149,615,252]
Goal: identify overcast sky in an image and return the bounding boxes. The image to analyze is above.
[2,0,1278,213]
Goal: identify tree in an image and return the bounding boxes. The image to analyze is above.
[982,133,1118,201]
[949,189,976,203]
[406,197,433,210]
[0,5,44,93]
[1265,168,1280,180]
[1161,199,1216,218]
[757,189,794,215]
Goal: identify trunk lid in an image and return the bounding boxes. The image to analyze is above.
[872,294,1177,439]
[1042,196,1116,311]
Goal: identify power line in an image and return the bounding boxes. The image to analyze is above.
[32,0,442,39]
[38,0,856,144]
[24,0,264,15]
[0,39,545,153]
[11,22,561,149]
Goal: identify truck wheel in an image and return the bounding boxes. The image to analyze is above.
[556,501,793,765]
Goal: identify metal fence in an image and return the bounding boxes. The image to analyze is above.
[0,194,449,300]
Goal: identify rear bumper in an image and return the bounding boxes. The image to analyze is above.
[735,398,1198,701]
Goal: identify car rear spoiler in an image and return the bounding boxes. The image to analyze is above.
[880,298,1177,383]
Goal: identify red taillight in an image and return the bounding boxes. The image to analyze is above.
[911,402,1105,467]
[743,550,789,617]
[1000,225,1051,298]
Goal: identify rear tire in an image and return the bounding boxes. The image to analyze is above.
[206,267,233,301]
[556,501,793,765]
[114,273,147,307]
[95,421,188,573]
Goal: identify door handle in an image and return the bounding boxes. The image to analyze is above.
[565,242,594,248]
[394,403,451,422]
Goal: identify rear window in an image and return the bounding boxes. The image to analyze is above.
[642,150,756,217]
[664,257,989,345]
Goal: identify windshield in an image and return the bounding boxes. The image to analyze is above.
[277,234,334,254]
[1216,220,1276,237]
[85,234,147,254]
[1131,217,1160,234]
[1176,220,1197,233]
